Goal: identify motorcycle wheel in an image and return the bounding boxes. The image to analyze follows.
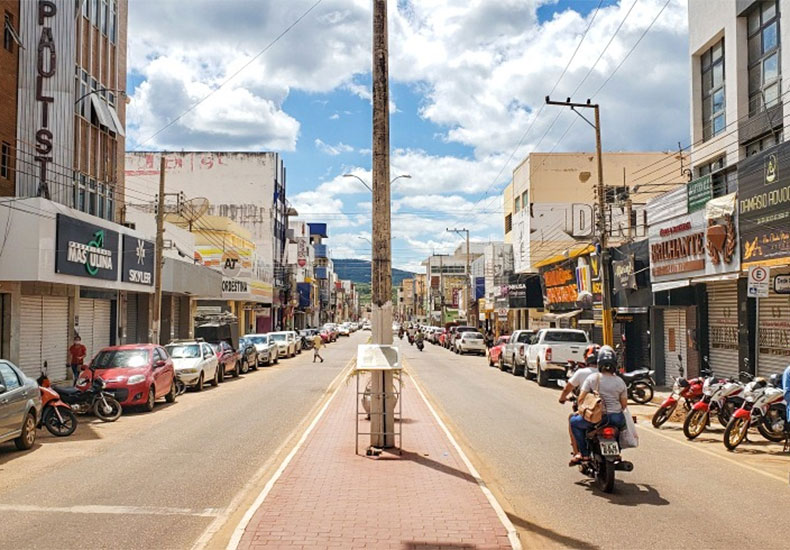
[717,401,736,427]
[596,460,615,493]
[757,407,787,442]
[94,396,122,422]
[682,409,708,440]
[651,403,676,428]
[43,406,77,437]
[630,382,654,404]
[723,417,749,450]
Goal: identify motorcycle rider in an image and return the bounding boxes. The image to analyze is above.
[560,345,600,456]
[568,345,628,466]
[783,365,790,434]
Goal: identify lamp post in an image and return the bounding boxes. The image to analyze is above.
[343,173,411,192]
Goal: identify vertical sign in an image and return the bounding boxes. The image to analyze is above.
[687,175,712,213]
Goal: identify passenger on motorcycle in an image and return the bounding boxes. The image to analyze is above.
[568,345,628,466]
[559,345,600,405]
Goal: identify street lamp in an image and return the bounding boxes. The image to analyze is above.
[74,87,129,105]
[358,236,394,245]
[343,173,411,192]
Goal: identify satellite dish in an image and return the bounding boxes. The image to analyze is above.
[181,197,209,231]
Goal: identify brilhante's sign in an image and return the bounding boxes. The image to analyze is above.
[738,142,790,266]
[122,235,154,286]
[55,214,119,281]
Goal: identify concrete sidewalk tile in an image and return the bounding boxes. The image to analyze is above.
[236,369,513,549]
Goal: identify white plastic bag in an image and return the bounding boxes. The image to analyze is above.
[619,408,639,449]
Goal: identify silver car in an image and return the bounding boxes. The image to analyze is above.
[165,341,220,391]
[455,331,487,355]
[0,360,42,450]
[244,334,279,366]
[269,332,296,358]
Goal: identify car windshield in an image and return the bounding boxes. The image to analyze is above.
[248,336,269,345]
[93,349,149,369]
[166,345,200,359]
[271,334,287,342]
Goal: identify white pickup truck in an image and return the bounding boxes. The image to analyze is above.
[525,329,590,386]
[500,330,536,376]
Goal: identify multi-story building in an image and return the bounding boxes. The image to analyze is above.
[422,254,468,325]
[1,0,20,198]
[288,220,318,329]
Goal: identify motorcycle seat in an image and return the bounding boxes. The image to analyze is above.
[621,369,650,382]
[53,385,81,396]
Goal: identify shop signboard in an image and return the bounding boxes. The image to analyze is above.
[612,255,637,293]
[774,275,790,294]
[55,214,119,281]
[738,142,790,266]
[540,259,577,311]
[687,175,713,213]
[121,235,154,286]
[297,237,308,267]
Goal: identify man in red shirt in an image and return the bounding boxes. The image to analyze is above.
[68,336,87,385]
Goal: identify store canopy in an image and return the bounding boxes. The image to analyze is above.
[533,244,595,269]
[542,309,583,321]
[691,272,739,284]
[652,279,691,293]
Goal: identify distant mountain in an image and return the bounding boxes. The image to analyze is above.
[333,258,415,286]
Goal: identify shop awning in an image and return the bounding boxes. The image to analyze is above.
[534,245,595,269]
[691,272,739,284]
[162,258,222,298]
[652,279,691,293]
[542,309,583,321]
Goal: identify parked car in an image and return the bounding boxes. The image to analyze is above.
[210,341,241,379]
[0,360,42,450]
[487,336,510,367]
[285,331,302,354]
[79,345,177,411]
[455,331,486,355]
[450,326,477,350]
[165,340,220,391]
[238,337,260,373]
[338,323,351,336]
[322,324,339,342]
[362,321,371,331]
[244,334,279,366]
[269,332,297,358]
[525,329,590,386]
[319,330,331,344]
[501,330,536,376]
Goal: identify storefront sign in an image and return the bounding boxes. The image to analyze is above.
[122,235,154,286]
[774,275,790,294]
[747,266,770,298]
[33,1,59,199]
[540,261,577,310]
[55,214,119,281]
[297,237,308,267]
[687,175,712,213]
[612,255,637,293]
[738,142,790,265]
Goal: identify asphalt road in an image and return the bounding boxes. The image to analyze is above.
[0,332,364,550]
[401,339,790,550]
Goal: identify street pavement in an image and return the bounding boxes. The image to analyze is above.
[401,339,790,550]
[0,332,365,550]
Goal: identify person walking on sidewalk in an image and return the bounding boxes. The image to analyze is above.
[313,333,324,363]
[68,335,87,385]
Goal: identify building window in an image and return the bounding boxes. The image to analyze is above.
[91,0,99,26]
[504,213,512,233]
[701,39,725,140]
[745,131,783,156]
[521,191,528,208]
[514,196,520,213]
[748,0,781,115]
[696,156,736,196]
[1,142,10,179]
[88,179,97,216]
[100,0,108,35]
[109,1,117,43]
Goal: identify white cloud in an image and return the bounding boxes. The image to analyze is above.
[314,139,355,156]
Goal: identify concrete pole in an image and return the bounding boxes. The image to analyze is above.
[152,156,166,345]
[370,0,395,448]
[593,105,614,347]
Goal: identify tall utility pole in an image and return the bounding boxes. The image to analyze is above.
[447,228,471,323]
[152,156,166,345]
[545,97,614,346]
[370,0,395,448]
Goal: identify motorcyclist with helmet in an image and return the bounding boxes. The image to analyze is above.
[568,345,628,466]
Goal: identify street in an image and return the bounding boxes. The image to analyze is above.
[400,340,790,550]
[0,333,363,550]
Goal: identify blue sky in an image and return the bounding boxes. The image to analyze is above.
[126,0,690,271]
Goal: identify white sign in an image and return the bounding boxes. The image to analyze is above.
[774,275,790,294]
[748,266,770,298]
[497,308,508,319]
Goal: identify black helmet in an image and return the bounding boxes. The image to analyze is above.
[597,345,617,373]
[585,344,601,366]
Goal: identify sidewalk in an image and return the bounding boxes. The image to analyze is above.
[234,368,515,550]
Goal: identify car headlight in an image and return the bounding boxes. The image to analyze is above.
[127,375,146,385]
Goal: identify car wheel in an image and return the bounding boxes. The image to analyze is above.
[240,359,250,375]
[144,386,156,412]
[14,412,37,451]
[211,366,219,387]
[232,361,240,378]
[537,361,549,387]
[488,352,493,367]
[218,365,225,383]
[251,358,259,371]
[195,372,204,392]
[498,356,506,372]
[512,361,523,377]
[165,379,177,403]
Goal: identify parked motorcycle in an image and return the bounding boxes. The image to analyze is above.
[723,374,786,450]
[652,357,706,428]
[53,373,123,422]
[619,369,655,405]
[682,375,744,439]
[38,385,77,437]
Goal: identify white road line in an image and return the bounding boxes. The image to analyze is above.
[406,362,523,550]
[0,503,220,517]
[219,357,356,550]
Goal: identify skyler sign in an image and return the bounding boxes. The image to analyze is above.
[56,214,119,281]
[122,235,154,286]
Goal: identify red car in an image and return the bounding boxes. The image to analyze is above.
[319,330,331,344]
[487,335,510,367]
[77,344,176,411]
[210,341,241,379]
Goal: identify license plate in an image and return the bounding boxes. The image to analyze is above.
[599,440,619,457]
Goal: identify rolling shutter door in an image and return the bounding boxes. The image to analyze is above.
[757,290,790,377]
[126,294,138,344]
[663,308,687,378]
[707,281,739,380]
[18,296,43,378]
[92,300,112,354]
[79,301,95,362]
[41,296,69,382]
[173,297,182,340]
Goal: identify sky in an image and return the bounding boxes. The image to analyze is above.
[125,0,690,272]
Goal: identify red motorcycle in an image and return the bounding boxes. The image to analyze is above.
[38,385,78,437]
[651,355,707,428]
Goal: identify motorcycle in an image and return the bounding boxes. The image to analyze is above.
[723,374,787,450]
[567,397,634,493]
[652,357,706,428]
[682,375,744,439]
[38,385,77,437]
[53,372,123,422]
[416,339,424,352]
[619,368,655,405]
[408,334,414,346]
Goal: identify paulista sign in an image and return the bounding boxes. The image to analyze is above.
[55,214,119,281]
[122,235,154,286]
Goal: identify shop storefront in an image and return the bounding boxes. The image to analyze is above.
[506,273,543,334]
[609,239,652,372]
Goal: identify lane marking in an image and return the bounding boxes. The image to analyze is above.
[639,424,787,484]
[221,356,356,550]
[406,360,523,550]
[0,503,219,517]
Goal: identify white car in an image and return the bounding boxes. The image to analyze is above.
[165,341,220,391]
[455,331,486,355]
[338,323,351,336]
[362,321,371,331]
[526,329,590,386]
[269,332,297,358]
[243,334,279,366]
[285,331,302,354]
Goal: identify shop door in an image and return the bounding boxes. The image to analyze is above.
[81,299,112,361]
[757,291,790,377]
[707,281,740,380]
[18,296,69,381]
[663,308,687,378]
[126,294,138,344]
